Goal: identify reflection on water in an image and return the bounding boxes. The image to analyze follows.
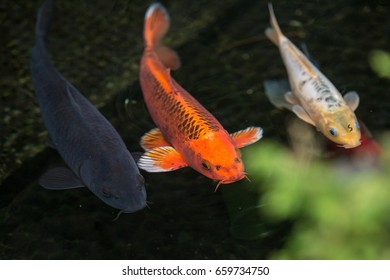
[1,0,390,259]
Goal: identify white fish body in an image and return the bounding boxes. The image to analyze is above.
[265,3,361,148]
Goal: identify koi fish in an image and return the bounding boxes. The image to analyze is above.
[264,3,361,148]
[30,0,146,213]
[264,80,382,167]
[326,120,383,163]
[138,3,263,188]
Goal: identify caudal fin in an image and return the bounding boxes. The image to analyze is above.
[143,3,180,70]
[265,3,283,46]
[35,0,54,43]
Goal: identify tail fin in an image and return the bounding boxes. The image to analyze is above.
[143,3,180,70]
[35,0,54,43]
[144,3,170,49]
[265,3,283,46]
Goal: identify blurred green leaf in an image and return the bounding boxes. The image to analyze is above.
[369,50,390,79]
[243,137,390,259]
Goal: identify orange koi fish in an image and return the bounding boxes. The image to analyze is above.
[138,3,263,188]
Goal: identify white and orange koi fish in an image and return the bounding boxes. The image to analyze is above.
[264,3,361,148]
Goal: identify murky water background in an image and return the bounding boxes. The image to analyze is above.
[1,0,390,259]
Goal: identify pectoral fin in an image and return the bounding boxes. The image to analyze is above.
[231,127,263,148]
[343,91,360,111]
[263,79,294,110]
[39,167,85,190]
[137,146,188,172]
[292,105,316,126]
[285,91,299,105]
[140,128,170,151]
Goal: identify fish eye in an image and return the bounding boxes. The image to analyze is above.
[355,121,360,130]
[102,187,112,198]
[201,160,211,170]
[329,128,338,137]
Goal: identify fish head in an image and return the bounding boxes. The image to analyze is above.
[326,120,383,160]
[82,158,147,212]
[191,134,246,185]
[97,173,147,212]
[319,109,361,149]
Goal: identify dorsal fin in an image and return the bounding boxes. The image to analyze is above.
[289,45,318,77]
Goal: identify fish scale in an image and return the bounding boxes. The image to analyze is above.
[144,65,221,141]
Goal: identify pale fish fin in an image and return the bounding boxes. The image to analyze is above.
[289,45,318,78]
[300,43,321,68]
[137,146,188,172]
[343,91,360,111]
[140,128,170,151]
[265,3,283,46]
[263,79,293,110]
[266,4,317,78]
[285,91,299,105]
[265,27,279,46]
[39,167,85,190]
[292,105,316,126]
[231,127,263,148]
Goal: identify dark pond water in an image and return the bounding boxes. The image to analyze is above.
[1,0,390,259]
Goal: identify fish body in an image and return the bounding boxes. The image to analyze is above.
[30,0,146,212]
[265,3,361,148]
[138,3,262,187]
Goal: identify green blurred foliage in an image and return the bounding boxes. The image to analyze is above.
[369,50,390,79]
[244,138,390,259]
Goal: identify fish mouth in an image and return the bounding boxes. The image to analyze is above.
[342,140,362,149]
[222,175,246,185]
[215,173,246,191]
[120,186,148,213]
[113,201,147,221]
[122,198,148,213]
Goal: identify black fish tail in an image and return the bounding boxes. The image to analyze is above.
[35,0,54,43]
[31,0,62,103]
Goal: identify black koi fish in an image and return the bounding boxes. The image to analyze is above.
[30,0,146,213]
